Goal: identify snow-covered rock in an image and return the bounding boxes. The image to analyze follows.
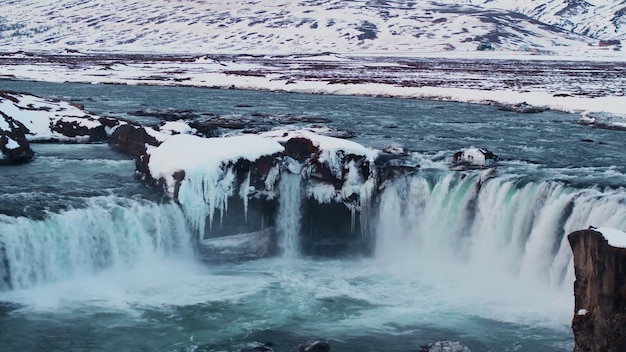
[579,112,626,131]
[261,129,378,206]
[159,121,198,136]
[0,91,107,143]
[137,129,381,248]
[451,146,498,169]
[595,227,626,248]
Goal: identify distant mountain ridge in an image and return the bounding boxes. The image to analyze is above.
[451,0,626,41]
[0,0,623,55]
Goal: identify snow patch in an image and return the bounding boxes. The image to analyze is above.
[595,227,626,248]
[261,129,379,162]
[159,121,197,135]
[0,92,103,142]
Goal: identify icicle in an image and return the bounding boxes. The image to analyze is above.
[177,161,236,240]
[239,171,252,222]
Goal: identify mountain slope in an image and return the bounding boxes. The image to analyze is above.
[453,0,626,40]
[0,0,621,55]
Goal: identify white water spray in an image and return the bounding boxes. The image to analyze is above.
[0,197,194,290]
[374,172,626,323]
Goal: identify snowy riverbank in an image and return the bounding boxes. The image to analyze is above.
[1,52,625,130]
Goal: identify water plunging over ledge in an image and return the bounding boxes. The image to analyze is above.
[2,80,626,351]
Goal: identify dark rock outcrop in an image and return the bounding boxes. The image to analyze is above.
[0,132,34,164]
[0,112,34,164]
[568,229,626,352]
[495,101,548,113]
[108,124,163,158]
[293,340,330,352]
[50,118,108,142]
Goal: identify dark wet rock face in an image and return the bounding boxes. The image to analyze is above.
[284,137,319,162]
[108,124,162,158]
[568,229,626,352]
[0,131,34,164]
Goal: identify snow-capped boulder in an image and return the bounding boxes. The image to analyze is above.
[451,146,498,169]
[159,121,198,136]
[137,129,380,255]
[578,112,626,131]
[0,91,107,143]
[261,129,379,204]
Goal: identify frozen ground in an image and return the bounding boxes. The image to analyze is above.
[1,52,625,126]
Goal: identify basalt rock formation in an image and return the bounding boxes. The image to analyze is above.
[568,229,626,352]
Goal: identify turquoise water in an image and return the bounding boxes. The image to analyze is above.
[1,80,625,351]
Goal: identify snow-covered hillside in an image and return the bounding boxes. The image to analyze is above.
[452,0,626,41]
[0,0,622,56]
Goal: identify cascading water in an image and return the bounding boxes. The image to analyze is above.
[0,196,194,291]
[276,171,303,258]
[375,171,626,295]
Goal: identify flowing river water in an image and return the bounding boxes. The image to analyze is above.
[1,80,626,351]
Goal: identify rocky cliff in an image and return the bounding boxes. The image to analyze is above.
[568,229,626,352]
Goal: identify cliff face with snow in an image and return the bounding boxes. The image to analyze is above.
[0,0,623,55]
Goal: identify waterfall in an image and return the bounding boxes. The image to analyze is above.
[276,171,303,258]
[0,197,194,291]
[375,171,626,290]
